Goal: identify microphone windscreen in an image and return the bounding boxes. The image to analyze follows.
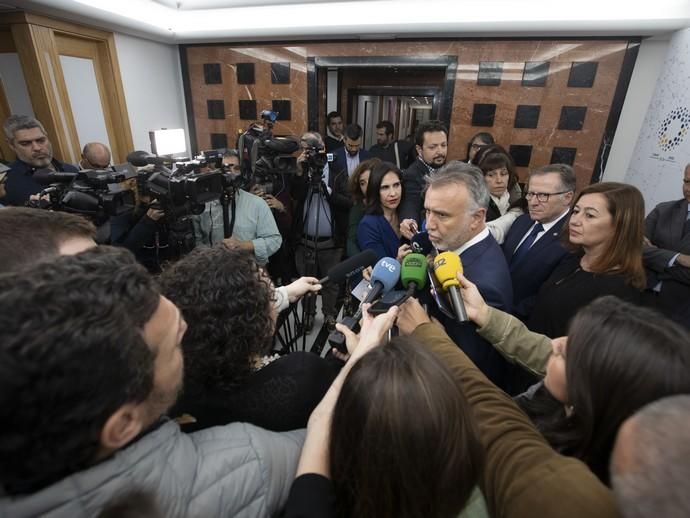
[325,249,377,284]
[370,257,401,293]
[126,150,153,167]
[411,231,433,255]
[433,251,462,290]
[401,253,428,289]
[33,169,77,185]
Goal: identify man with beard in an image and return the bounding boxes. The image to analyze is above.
[0,246,303,518]
[1,115,78,206]
[368,120,412,169]
[399,120,448,236]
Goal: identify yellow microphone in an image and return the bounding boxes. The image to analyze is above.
[433,252,469,322]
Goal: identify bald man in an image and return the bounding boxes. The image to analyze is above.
[80,142,112,170]
[611,395,690,518]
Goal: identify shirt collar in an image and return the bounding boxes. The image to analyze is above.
[453,227,490,255]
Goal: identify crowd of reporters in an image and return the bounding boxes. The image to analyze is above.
[0,110,689,517]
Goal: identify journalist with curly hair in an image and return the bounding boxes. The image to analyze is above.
[160,244,342,432]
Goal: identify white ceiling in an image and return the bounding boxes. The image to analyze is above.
[2,0,689,43]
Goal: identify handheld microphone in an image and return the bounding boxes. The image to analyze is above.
[410,231,433,255]
[328,257,400,352]
[33,169,78,185]
[433,252,469,322]
[318,248,377,285]
[401,253,428,297]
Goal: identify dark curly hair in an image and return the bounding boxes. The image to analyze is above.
[158,245,275,391]
[0,246,159,494]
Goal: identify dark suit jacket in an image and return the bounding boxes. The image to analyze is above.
[398,158,430,224]
[644,198,690,327]
[429,233,514,390]
[502,213,572,320]
[2,158,79,206]
[329,148,370,243]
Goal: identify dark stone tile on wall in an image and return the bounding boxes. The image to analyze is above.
[472,103,496,127]
[272,99,291,120]
[236,63,255,84]
[522,61,550,87]
[558,106,587,130]
[203,63,222,84]
[514,105,541,129]
[568,62,598,88]
[207,100,225,120]
[509,145,533,167]
[477,61,503,86]
[210,133,228,150]
[239,99,257,120]
[551,147,577,166]
[271,62,291,84]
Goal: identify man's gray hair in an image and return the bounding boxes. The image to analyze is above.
[611,395,690,518]
[4,115,47,142]
[529,163,576,193]
[426,160,490,212]
[301,131,324,149]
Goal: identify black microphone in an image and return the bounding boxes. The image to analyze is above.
[411,231,434,255]
[33,169,78,185]
[318,248,377,285]
[126,150,169,167]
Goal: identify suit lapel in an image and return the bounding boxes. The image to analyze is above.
[675,200,690,244]
[461,235,490,269]
[528,217,566,256]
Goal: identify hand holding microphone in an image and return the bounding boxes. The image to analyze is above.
[328,257,401,352]
[433,252,469,322]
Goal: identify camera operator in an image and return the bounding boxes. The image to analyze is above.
[80,142,112,170]
[110,189,170,273]
[2,115,78,206]
[291,132,342,331]
[193,149,281,266]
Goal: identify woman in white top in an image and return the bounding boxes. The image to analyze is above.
[476,145,524,244]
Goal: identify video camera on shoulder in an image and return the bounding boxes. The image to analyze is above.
[28,168,136,225]
[127,151,223,219]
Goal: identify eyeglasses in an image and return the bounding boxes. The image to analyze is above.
[525,191,570,202]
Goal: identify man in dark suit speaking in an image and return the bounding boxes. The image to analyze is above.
[502,164,575,321]
[424,162,514,389]
[643,163,690,328]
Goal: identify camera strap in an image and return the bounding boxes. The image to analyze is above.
[228,191,237,237]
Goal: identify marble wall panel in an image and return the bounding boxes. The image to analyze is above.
[184,39,631,189]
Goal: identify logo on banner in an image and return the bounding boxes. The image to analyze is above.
[657,107,689,152]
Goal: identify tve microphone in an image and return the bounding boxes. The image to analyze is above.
[433,252,469,322]
[318,248,377,285]
[328,257,400,352]
[410,231,434,255]
[401,253,428,296]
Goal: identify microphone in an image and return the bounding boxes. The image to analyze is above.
[318,248,377,285]
[126,150,169,167]
[410,231,433,255]
[33,169,78,185]
[400,253,428,297]
[328,257,401,352]
[433,252,469,322]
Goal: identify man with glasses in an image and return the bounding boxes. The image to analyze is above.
[80,142,112,170]
[192,148,281,266]
[502,164,576,321]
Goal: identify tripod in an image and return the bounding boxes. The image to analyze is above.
[297,166,340,353]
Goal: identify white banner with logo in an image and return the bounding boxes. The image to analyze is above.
[625,28,690,213]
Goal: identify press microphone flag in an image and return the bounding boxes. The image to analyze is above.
[401,253,428,294]
[328,257,400,352]
[410,231,433,255]
[433,252,469,322]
